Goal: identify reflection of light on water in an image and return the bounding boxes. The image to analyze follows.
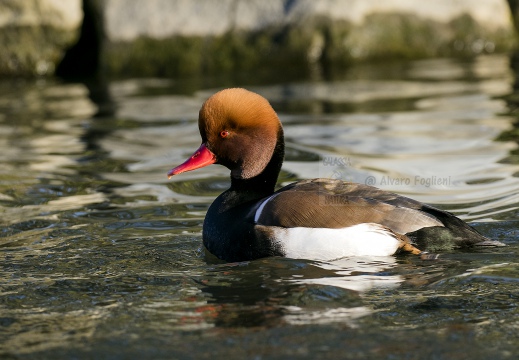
[110,79,202,122]
[45,193,107,211]
[283,306,372,326]
[289,256,402,292]
[1,193,107,225]
[435,262,519,285]
[282,256,400,325]
[2,307,109,355]
[20,83,97,119]
[28,155,78,175]
[142,299,215,331]
[111,183,215,204]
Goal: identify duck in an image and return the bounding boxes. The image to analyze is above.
[167,88,504,262]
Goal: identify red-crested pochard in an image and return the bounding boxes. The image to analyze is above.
[168,88,504,262]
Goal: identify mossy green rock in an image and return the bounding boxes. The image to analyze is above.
[0,0,82,76]
[103,12,516,78]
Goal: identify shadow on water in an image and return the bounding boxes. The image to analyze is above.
[1,53,519,358]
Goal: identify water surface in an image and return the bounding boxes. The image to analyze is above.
[1,55,519,359]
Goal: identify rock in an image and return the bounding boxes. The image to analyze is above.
[99,0,516,78]
[103,0,513,39]
[103,0,286,39]
[3,0,514,78]
[0,0,82,76]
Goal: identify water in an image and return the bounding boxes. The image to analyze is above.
[1,55,519,359]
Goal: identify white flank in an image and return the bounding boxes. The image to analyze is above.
[275,223,401,261]
[254,193,279,223]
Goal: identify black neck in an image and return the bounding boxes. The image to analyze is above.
[229,129,285,202]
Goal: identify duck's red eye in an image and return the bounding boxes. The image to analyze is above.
[220,130,229,138]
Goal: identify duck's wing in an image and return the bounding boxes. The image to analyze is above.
[253,179,496,250]
[253,179,442,234]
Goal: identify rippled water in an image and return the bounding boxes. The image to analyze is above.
[1,55,519,359]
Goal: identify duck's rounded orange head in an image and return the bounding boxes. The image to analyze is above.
[168,88,283,180]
